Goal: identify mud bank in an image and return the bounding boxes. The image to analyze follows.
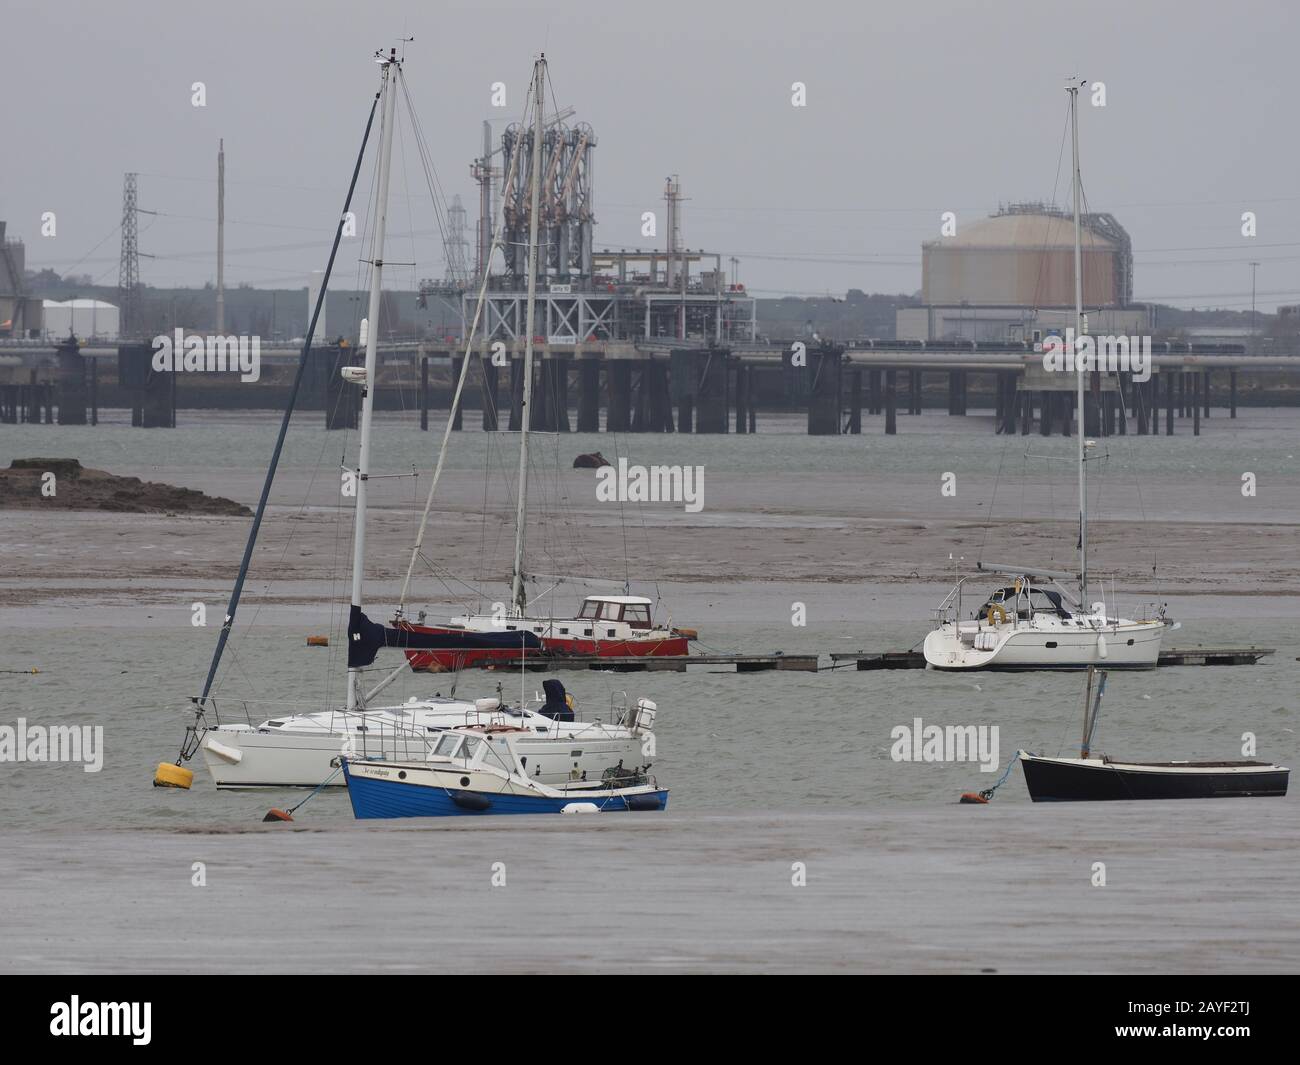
[0,459,250,516]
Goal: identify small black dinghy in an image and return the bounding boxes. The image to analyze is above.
[1019,669,1289,802]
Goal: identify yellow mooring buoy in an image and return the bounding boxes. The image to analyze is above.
[153,762,194,789]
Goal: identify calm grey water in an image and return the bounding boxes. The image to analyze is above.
[0,408,1297,830]
[6,405,1300,484]
[1,613,1295,829]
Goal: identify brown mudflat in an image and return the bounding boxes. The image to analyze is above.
[0,458,250,516]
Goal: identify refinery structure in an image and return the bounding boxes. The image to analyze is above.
[897,203,1151,343]
[421,114,755,348]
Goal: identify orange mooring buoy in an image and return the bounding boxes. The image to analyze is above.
[959,792,990,804]
[263,808,294,822]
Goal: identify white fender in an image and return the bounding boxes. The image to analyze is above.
[1096,633,1108,659]
[560,802,600,815]
[204,737,244,764]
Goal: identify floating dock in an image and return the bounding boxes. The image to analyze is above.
[832,646,1276,670]
[489,652,820,673]
[472,645,1276,673]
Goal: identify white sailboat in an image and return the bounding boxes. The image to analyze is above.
[158,51,659,791]
[923,79,1165,672]
[201,689,658,790]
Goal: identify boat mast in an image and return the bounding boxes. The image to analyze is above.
[1069,77,1088,608]
[346,50,400,712]
[396,146,524,618]
[510,55,546,618]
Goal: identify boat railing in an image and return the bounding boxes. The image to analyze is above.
[519,695,617,727]
[1127,600,1168,624]
[933,577,972,627]
[203,696,325,728]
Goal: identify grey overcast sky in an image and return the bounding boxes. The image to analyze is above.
[5,0,1296,310]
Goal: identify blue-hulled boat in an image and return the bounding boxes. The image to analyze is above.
[343,754,668,818]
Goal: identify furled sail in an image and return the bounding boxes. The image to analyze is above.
[346,606,541,668]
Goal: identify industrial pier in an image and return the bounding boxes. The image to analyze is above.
[0,335,1288,435]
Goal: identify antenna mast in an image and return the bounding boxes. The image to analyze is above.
[117,173,140,337]
[216,140,226,333]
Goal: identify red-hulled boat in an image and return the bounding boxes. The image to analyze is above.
[397,594,693,672]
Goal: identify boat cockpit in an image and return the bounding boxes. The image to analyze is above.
[976,585,1074,622]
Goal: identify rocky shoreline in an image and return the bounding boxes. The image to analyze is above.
[0,458,251,516]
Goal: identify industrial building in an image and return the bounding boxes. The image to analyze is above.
[1,221,38,338]
[896,203,1152,342]
[41,299,120,341]
[420,113,755,346]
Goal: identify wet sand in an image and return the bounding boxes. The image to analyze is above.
[4,409,1298,613]
[2,803,1296,974]
[2,469,1299,616]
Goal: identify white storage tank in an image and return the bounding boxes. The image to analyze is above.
[42,299,120,340]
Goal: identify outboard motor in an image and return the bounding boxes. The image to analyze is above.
[539,679,574,721]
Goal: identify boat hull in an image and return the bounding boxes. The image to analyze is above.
[201,728,363,788]
[400,622,689,672]
[1019,752,1290,801]
[201,721,645,790]
[342,759,668,818]
[924,620,1163,671]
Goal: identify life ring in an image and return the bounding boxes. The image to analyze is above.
[986,604,1008,626]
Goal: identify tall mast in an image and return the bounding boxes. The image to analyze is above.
[216,139,225,333]
[346,49,399,711]
[510,55,546,618]
[1069,77,1088,608]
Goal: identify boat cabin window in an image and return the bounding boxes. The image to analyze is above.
[623,604,651,629]
[463,737,482,762]
[578,599,601,619]
[1037,591,1071,618]
[433,734,462,758]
